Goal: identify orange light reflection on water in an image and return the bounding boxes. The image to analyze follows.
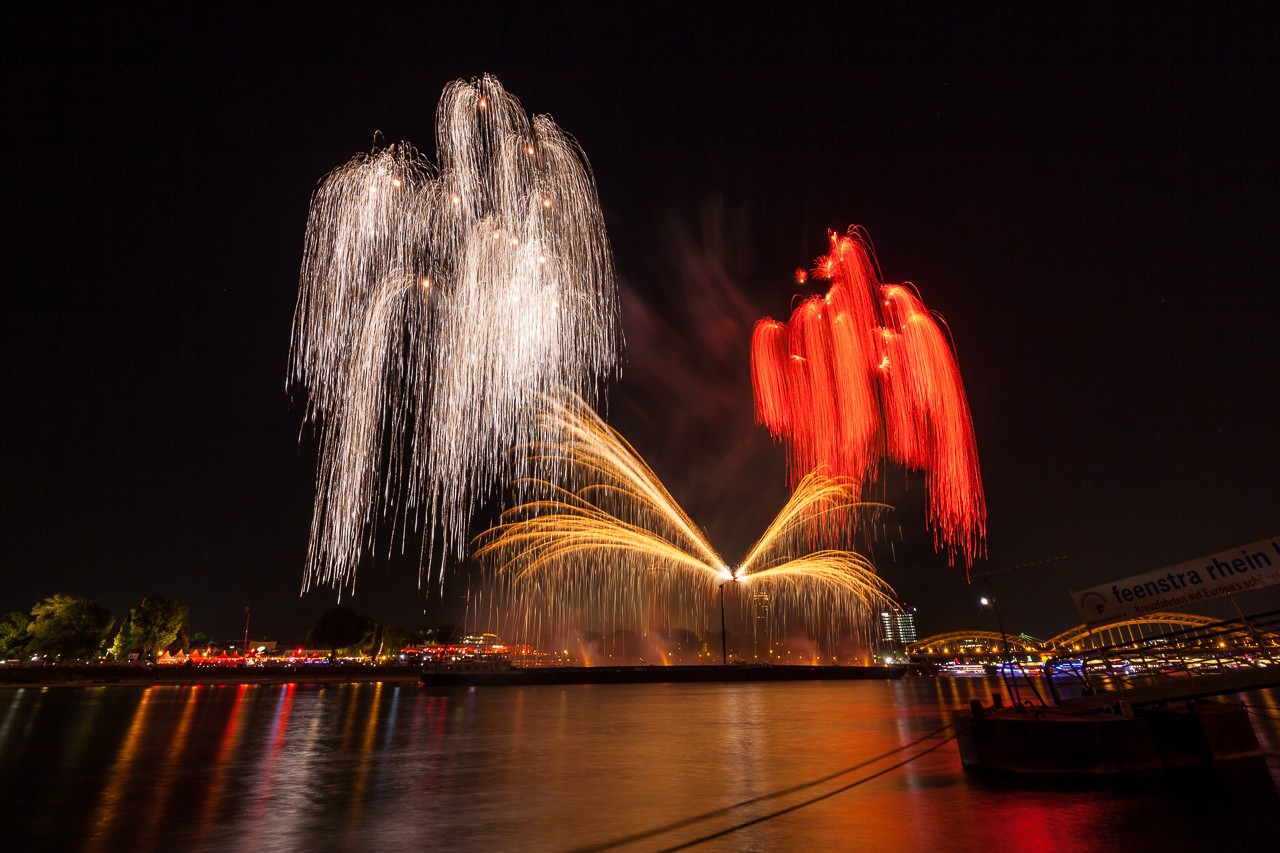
[136,686,201,849]
[350,682,384,810]
[85,688,155,850]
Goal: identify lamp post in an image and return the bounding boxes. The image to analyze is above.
[719,575,737,667]
[979,593,1010,666]
[980,578,1045,707]
[979,590,1017,705]
[243,606,250,659]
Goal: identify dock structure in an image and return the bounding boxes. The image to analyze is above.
[954,608,1280,775]
[1044,607,1280,710]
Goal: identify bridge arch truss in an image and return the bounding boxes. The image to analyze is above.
[907,612,1233,658]
[1045,612,1219,652]
[907,631,1046,657]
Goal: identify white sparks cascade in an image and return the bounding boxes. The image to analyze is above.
[290,76,622,593]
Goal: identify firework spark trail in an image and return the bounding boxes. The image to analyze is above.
[751,229,986,569]
[290,76,621,593]
[880,284,986,561]
[475,397,895,650]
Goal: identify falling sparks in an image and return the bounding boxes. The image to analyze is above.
[474,396,896,652]
[751,229,986,569]
[290,75,622,594]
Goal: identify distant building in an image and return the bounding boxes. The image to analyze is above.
[753,591,772,660]
[880,606,918,652]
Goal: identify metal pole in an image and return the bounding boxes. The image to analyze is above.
[983,578,1020,707]
[719,582,728,666]
[1226,593,1264,651]
[243,606,250,658]
[988,589,1011,664]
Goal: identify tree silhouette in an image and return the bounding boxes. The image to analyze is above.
[307,606,371,652]
[112,597,189,659]
[28,594,114,660]
[0,612,32,658]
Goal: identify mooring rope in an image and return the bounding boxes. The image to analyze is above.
[1240,702,1280,722]
[572,721,957,853]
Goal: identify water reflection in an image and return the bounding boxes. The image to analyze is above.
[0,678,1276,851]
[86,686,154,849]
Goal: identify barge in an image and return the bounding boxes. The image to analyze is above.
[421,663,907,687]
[953,696,1262,775]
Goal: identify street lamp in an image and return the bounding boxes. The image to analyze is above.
[719,572,738,667]
[980,580,1046,708]
[979,593,1011,665]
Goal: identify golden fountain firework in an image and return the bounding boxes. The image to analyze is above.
[475,397,897,656]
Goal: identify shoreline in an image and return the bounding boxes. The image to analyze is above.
[0,664,423,689]
[1,662,910,689]
[421,663,908,686]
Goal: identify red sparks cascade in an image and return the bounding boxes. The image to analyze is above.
[750,229,986,569]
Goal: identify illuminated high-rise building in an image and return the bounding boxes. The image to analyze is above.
[880,605,918,650]
[753,590,772,660]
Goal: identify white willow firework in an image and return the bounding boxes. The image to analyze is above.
[475,397,897,651]
[291,76,622,593]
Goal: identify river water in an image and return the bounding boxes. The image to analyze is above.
[2,677,1278,851]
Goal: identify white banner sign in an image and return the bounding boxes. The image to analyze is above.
[1071,536,1280,625]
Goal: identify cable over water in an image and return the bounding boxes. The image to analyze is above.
[573,721,957,852]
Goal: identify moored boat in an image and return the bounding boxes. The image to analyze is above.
[953,697,1261,775]
[421,663,907,687]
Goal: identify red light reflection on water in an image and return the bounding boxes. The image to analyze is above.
[411,694,452,798]
[238,684,297,844]
[270,683,296,755]
[190,684,250,847]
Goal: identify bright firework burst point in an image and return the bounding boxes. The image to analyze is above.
[290,75,622,595]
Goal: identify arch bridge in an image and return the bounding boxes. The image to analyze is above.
[1044,612,1219,652]
[908,612,1251,659]
[907,631,1045,658]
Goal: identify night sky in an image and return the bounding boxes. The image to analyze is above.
[4,4,1277,645]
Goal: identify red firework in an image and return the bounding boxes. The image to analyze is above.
[751,229,986,569]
